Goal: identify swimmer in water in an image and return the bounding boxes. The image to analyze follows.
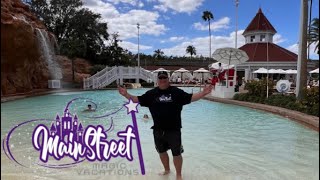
[83,104,95,112]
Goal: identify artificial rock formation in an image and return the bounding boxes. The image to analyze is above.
[1,0,50,95]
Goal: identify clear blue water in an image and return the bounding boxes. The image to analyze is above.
[1,88,319,180]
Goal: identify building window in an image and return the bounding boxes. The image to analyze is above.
[250,36,255,42]
[260,35,266,42]
[68,122,70,129]
[64,122,66,129]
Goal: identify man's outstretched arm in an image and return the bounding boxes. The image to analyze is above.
[191,85,213,102]
[118,86,139,103]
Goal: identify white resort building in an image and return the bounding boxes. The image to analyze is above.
[237,8,316,81]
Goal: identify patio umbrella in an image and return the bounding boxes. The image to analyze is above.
[275,69,286,74]
[310,68,319,74]
[152,68,170,81]
[212,47,249,87]
[285,69,297,74]
[253,68,268,74]
[171,68,193,82]
[152,68,170,73]
[193,68,211,84]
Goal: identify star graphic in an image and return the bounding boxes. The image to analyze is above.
[124,98,139,114]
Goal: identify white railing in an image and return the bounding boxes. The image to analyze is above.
[93,66,118,89]
[83,66,154,89]
[140,68,153,82]
[83,66,115,89]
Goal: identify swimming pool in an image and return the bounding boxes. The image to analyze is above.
[1,88,319,180]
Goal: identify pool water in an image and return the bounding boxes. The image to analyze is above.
[1,88,319,180]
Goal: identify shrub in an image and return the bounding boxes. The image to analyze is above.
[301,87,319,107]
[244,78,275,98]
[310,103,319,116]
[265,94,296,107]
[233,85,319,117]
[233,93,250,101]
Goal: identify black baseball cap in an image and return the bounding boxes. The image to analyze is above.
[157,71,168,78]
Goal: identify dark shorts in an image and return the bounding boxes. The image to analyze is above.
[153,129,184,156]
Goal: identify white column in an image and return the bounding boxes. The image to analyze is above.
[245,68,250,81]
[119,66,123,85]
[135,67,139,83]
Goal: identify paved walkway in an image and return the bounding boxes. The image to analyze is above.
[204,95,319,132]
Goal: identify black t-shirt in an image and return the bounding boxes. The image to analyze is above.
[138,86,192,130]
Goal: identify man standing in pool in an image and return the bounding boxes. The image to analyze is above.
[118,71,213,180]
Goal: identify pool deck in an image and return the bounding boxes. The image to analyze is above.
[204,95,319,132]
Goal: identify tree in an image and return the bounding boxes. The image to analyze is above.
[153,49,164,59]
[202,11,214,58]
[308,18,319,54]
[62,37,86,82]
[27,0,108,61]
[186,45,196,58]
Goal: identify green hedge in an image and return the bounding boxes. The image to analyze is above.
[233,87,319,117]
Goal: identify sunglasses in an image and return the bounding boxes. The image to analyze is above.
[158,76,168,80]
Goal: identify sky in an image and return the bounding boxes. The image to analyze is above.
[83,0,319,59]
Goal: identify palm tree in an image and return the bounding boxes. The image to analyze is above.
[202,11,214,58]
[186,45,196,58]
[307,0,313,59]
[153,49,164,59]
[308,18,319,54]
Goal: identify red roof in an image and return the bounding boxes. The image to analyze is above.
[239,43,297,62]
[243,8,276,35]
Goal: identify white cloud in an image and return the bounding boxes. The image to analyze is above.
[154,4,168,12]
[106,0,143,7]
[169,36,186,42]
[193,17,230,31]
[287,43,298,54]
[273,34,286,44]
[83,0,166,39]
[286,43,318,59]
[162,30,245,57]
[120,41,153,53]
[160,36,187,43]
[154,0,204,13]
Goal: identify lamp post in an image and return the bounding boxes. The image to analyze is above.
[137,23,140,83]
[235,0,239,49]
[234,0,239,89]
[137,23,140,68]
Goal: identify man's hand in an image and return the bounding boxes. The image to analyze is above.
[118,85,139,102]
[191,84,213,102]
[118,85,128,97]
[202,84,213,95]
